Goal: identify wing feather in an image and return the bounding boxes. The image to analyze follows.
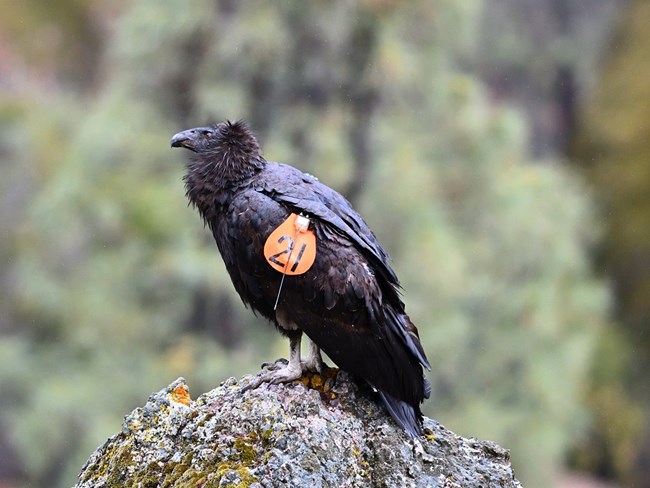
[259,162,400,290]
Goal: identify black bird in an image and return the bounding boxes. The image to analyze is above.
[171,120,430,436]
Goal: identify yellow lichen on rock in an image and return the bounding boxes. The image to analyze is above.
[296,367,339,394]
[171,383,191,406]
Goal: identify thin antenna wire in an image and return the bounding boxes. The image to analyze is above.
[273,230,298,311]
[273,271,288,311]
[272,214,311,311]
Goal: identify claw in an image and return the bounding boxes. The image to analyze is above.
[260,358,289,370]
[244,333,327,392]
[242,362,303,392]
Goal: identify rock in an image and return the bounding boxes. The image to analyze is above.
[75,370,522,487]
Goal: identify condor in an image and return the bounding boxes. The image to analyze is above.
[171,120,430,436]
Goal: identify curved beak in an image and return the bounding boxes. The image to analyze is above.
[170,127,214,152]
[171,129,195,151]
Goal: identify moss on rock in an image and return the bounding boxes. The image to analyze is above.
[75,373,521,487]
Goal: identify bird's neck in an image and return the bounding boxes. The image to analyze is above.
[188,146,264,181]
[183,156,264,220]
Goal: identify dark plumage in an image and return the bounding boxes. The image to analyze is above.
[171,120,430,436]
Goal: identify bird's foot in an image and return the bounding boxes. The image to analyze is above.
[260,358,288,371]
[243,361,303,392]
[261,355,323,374]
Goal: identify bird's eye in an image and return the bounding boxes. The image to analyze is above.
[202,130,212,138]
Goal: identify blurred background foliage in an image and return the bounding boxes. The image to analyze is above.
[0,0,646,487]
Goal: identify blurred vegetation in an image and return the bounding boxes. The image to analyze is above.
[571,0,650,484]
[466,0,626,157]
[0,1,635,487]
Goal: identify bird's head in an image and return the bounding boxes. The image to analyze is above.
[171,120,264,183]
[170,126,218,153]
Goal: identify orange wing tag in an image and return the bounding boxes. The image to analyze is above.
[264,213,316,275]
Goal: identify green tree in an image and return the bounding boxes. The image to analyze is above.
[571,0,650,484]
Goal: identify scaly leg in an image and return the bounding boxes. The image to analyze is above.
[302,337,324,374]
[243,330,303,391]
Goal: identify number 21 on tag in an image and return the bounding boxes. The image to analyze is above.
[263,214,316,275]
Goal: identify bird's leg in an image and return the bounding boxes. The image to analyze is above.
[274,330,303,380]
[243,330,304,391]
[302,337,324,374]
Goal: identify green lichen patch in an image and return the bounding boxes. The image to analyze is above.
[214,463,259,487]
[233,436,258,464]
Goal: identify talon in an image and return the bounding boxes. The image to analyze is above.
[247,332,304,391]
[243,363,303,392]
[241,376,263,392]
[261,358,288,370]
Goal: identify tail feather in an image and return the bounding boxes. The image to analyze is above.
[378,391,423,437]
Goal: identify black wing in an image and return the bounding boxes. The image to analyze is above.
[256,162,429,369]
[255,163,399,287]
